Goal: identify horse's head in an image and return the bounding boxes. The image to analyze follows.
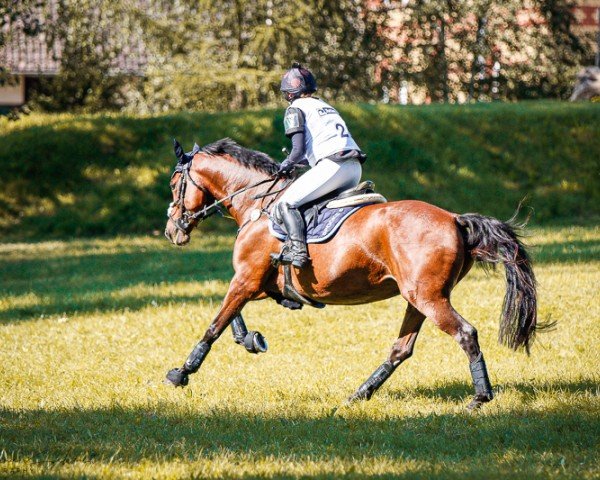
[164,139,214,246]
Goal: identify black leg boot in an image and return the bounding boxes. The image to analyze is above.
[278,203,309,268]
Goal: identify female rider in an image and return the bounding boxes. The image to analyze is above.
[275,62,365,268]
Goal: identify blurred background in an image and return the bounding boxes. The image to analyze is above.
[0,0,599,238]
[2,0,599,112]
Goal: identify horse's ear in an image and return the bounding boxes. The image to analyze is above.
[173,138,185,163]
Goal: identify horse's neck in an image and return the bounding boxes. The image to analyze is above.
[201,156,272,223]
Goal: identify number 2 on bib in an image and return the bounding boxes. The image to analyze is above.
[336,123,349,138]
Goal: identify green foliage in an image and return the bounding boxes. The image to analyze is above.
[0,101,598,239]
[384,0,592,102]
[0,0,45,49]
[136,0,386,112]
[136,0,589,109]
[4,0,592,112]
[28,0,137,112]
[507,0,592,99]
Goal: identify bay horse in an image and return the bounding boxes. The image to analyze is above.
[164,138,539,409]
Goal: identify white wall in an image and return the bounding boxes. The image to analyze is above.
[0,75,25,107]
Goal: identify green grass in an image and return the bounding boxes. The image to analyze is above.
[0,225,599,479]
[1,101,599,238]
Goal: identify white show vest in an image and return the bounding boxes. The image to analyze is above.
[291,97,360,167]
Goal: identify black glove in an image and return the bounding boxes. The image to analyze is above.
[277,158,295,177]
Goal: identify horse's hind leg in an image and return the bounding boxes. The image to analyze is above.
[419,298,493,410]
[348,304,425,402]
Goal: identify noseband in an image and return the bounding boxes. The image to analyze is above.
[168,160,279,236]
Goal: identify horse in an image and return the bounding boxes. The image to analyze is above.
[163,137,540,410]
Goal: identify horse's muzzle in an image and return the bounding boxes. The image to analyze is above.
[164,222,191,246]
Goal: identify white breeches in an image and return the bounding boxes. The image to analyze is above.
[277,158,362,208]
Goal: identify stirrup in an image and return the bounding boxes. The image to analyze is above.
[282,265,325,309]
[292,256,308,268]
[270,243,309,268]
[270,252,308,268]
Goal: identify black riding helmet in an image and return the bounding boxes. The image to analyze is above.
[280,62,317,101]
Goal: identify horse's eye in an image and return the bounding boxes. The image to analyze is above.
[170,183,177,191]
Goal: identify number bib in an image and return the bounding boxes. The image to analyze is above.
[289,97,360,166]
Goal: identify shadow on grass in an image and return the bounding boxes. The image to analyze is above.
[0,249,233,323]
[0,379,598,479]
[0,292,227,325]
[2,104,599,239]
[0,231,597,324]
[386,378,600,403]
[531,239,600,264]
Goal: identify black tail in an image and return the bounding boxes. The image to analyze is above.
[456,212,540,353]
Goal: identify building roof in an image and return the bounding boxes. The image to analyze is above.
[0,26,61,75]
[0,3,147,76]
[573,1,600,33]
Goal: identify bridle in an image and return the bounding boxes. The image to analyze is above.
[168,161,214,235]
[167,159,281,235]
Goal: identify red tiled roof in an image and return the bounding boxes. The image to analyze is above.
[573,4,600,31]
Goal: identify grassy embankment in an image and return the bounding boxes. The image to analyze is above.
[0,101,599,239]
[0,225,598,479]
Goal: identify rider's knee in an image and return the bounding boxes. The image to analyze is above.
[273,202,284,223]
[274,201,297,222]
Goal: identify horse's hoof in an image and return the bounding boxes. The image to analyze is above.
[244,331,268,354]
[467,394,492,411]
[346,389,371,405]
[165,368,189,387]
[280,299,303,310]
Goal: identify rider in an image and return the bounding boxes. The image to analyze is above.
[274,62,365,268]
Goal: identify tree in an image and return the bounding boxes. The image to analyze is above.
[380,0,591,103]
[135,0,388,112]
[31,0,137,111]
[506,0,590,99]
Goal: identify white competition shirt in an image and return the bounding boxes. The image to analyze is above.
[291,97,360,166]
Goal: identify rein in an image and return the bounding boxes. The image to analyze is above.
[168,160,281,235]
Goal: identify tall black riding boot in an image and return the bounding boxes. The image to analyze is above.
[278,203,309,268]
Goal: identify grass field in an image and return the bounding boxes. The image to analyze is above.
[0,225,599,479]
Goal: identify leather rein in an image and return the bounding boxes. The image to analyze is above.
[168,160,282,235]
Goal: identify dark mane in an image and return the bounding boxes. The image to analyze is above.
[201,138,279,175]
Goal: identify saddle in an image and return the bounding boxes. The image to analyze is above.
[270,181,386,311]
[269,180,387,244]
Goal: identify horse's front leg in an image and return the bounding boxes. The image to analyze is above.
[230,314,268,354]
[165,276,257,387]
